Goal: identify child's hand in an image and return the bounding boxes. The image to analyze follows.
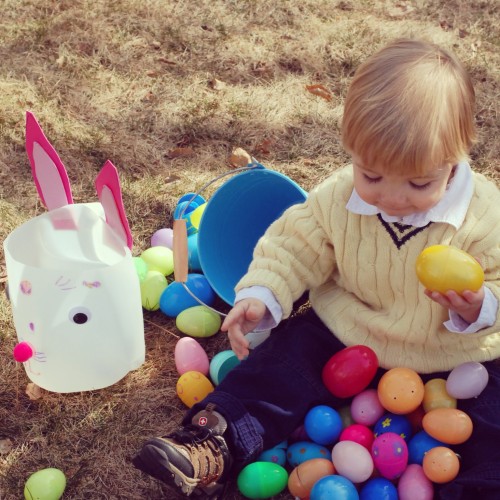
[221,298,267,360]
[424,287,485,324]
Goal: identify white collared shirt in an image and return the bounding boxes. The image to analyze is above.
[346,161,473,229]
[236,161,498,335]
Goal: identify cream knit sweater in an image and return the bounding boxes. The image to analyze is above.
[236,166,500,373]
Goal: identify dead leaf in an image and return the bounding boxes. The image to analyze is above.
[440,19,453,31]
[303,159,317,166]
[255,138,274,155]
[0,437,13,454]
[157,57,177,65]
[305,84,332,102]
[146,70,160,77]
[208,78,226,91]
[229,148,252,167]
[26,382,43,400]
[167,147,195,159]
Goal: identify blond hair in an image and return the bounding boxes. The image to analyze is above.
[342,38,476,175]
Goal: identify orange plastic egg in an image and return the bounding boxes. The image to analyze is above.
[176,371,214,408]
[378,368,425,414]
[416,245,484,294]
[422,408,473,445]
[288,458,335,499]
[422,446,460,483]
[422,378,457,413]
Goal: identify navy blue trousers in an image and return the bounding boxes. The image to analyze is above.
[184,309,500,499]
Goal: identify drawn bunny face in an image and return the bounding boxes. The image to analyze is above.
[3,112,144,393]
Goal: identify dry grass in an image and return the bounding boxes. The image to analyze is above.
[0,0,498,498]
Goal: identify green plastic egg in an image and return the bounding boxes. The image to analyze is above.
[133,256,149,282]
[140,246,174,276]
[24,468,66,500]
[140,270,168,311]
[237,461,288,499]
[176,305,221,338]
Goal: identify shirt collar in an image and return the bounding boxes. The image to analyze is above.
[345,161,473,229]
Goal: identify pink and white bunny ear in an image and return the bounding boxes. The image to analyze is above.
[95,160,133,249]
[25,111,73,210]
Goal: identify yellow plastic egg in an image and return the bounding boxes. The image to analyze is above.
[416,245,484,294]
[422,378,457,413]
[176,371,214,408]
[422,408,473,445]
[422,446,460,483]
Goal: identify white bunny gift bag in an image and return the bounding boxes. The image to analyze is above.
[3,112,145,393]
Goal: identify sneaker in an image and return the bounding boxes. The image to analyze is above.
[132,403,233,498]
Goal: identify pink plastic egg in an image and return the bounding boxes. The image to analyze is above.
[350,389,385,426]
[174,337,209,375]
[331,441,374,483]
[398,464,434,500]
[446,361,489,399]
[339,424,374,450]
[371,432,408,480]
[322,345,378,398]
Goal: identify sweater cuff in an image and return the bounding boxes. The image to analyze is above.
[444,286,499,334]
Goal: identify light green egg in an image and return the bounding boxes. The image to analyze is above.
[140,270,168,311]
[140,246,174,276]
[24,468,66,500]
[176,306,221,338]
[133,256,149,282]
[237,461,288,499]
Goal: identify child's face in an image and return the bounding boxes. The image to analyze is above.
[352,156,455,217]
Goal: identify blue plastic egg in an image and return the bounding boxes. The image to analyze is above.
[159,273,215,317]
[360,477,398,500]
[310,475,359,500]
[304,405,343,445]
[187,233,202,271]
[287,441,330,468]
[374,413,412,442]
[408,430,444,465]
[174,193,206,235]
[257,446,287,467]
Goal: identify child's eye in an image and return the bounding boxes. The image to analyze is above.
[410,182,431,190]
[363,174,382,183]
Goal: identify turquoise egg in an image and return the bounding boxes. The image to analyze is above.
[209,350,241,385]
[176,306,221,338]
[237,461,288,499]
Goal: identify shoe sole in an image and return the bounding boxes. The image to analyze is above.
[133,439,198,496]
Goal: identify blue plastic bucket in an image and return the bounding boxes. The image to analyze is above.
[197,168,307,305]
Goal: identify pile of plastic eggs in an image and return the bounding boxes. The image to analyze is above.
[134,192,222,338]
[235,346,488,500]
[174,337,241,407]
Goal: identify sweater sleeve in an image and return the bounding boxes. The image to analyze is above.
[235,183,338,319]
